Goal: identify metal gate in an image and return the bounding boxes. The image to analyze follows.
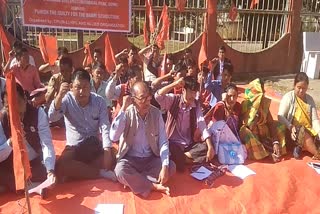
[2,0,319,53]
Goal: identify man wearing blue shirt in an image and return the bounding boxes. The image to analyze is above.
[205,63,233,107]
[48,69,116,182]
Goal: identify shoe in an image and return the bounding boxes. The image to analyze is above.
[293,146,302,159]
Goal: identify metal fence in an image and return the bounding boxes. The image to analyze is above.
[216,0,291,53]
[127,0,207,53]
[301,0,320,32]
[2,0,319,54]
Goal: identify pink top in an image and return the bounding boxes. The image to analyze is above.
[11,64,44,93]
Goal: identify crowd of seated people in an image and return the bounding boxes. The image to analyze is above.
[0,40,319,200]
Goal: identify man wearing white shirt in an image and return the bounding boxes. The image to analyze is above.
[9,41,36,69]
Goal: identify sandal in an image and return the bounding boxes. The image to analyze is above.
[293,126,305,159]
[190,163,227,187]
[271,142,281,162]
[205,164,227,187]
[312,150,320,160]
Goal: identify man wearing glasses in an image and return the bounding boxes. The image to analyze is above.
[48,69,116,183]
[110,81,176,198]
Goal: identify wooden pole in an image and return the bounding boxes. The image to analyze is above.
[24,179,32,214]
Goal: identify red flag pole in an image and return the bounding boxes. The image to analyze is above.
[25,180,32,214]
[6,73,32,213]
[0,39,5,65]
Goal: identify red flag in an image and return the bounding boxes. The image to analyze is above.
[6,73,31,190]
[156,4,170,50]
[176,0,187,12]
[207,0,215,15]
[38,33,58,65]
[198,32,207,70]
[229,2,238,21]
[0,0,7,18]
[104,33,116,74]
[84,43,93,66]
[250,0,259,9]
[0,0,7,24]
[143,22,150,46]
[158,53,167,77]
[146,0,156,33]
[0,24,11,63]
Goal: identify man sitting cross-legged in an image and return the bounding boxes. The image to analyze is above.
[110,81,176,198]
[155,76,214,172]
[48,69,116,182]
[0,83,56,197]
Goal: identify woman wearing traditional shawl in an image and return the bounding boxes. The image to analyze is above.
[205,83,241,136]
[278,72,320,160]
[240,78,286,162]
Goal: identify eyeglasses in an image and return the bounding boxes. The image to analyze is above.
[132,94,151,103]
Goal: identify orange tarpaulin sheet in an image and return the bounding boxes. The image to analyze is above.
[39,33,58,66]
[1,86,320,213]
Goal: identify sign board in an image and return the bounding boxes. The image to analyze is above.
[21,0,131,32]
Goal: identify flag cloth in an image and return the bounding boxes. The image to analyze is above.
[0,0,7,24]
[176,0,187,12]
[143,21,150,46]
[207,0,215,15]
[0,24,11,63]
[198,32,207,70]
[250,0,259,9]
[229,2,238,21]
[6,73,31,191]
[198,12,208,70]
[84,43,93,66]
[158,53,167,77]
[38,33,58,65]
[104,33,116,74]
[146,0,156,33]
[156,4,170,50]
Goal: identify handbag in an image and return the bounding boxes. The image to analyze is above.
[209,118,247,165]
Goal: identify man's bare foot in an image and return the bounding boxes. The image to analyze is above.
[152,183,170,196]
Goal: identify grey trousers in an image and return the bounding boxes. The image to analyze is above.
[114,155,176,197]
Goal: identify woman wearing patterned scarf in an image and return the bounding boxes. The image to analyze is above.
[239,78,286,162]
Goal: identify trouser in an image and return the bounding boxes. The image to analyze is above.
[169,142,208,172]
[114,155,176,197]
[0,153,47,192]
[56,136,107,181]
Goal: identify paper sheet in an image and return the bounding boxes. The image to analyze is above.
[28,176,55,194]
[307,162,320,174]
[190,166,213,180]
[228,165,256,180]
[95,204,124,214]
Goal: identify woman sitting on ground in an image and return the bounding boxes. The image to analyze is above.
[205,83,241,136]
[240,78,286,162]
[278,72,320,159]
